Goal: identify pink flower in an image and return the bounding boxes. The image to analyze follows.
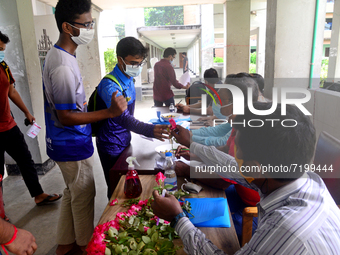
[110,199,118,206]
[169,118,177,130]
[138,199,148,206]
[144,226,150,233]
[155,172,166,185]
[164,220,170,224]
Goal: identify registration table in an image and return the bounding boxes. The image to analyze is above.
[98,175,241,254]
[108,107,204,195]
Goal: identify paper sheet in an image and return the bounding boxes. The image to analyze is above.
[178,71,190,85]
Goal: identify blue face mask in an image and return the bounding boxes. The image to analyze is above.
[0,51,5,62]
[125,65,142,77]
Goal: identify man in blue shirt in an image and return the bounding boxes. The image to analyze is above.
[96,37,169,199]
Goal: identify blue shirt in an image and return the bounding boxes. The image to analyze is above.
[42,45,93,161]
[96,65,154,156]
[191,123,232,147]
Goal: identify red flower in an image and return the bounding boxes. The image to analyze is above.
[109,199,118,206]
[155,172,166,185]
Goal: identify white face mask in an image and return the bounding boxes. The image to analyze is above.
[68,23,95,45]
[120,57,143,77]
[220,102,233,121]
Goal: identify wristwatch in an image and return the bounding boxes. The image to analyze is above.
[170,212,188,228]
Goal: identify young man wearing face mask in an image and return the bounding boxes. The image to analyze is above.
[153,47,190,107]
[96,37,169,199]
[0,31,62,211]
[42,1,127,254]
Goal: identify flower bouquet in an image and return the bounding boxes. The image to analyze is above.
[86,173,191,255]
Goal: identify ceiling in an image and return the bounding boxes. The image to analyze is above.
[41,0,226,9]
[138,25,201,49]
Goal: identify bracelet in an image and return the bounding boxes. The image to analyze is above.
[1,225,18,255]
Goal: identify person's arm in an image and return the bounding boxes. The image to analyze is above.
[0,219,37,255]
[49,65,127,126]
[151,190,227,255]
[167,65,190,89]
[56,91,127,126]
[98,80,168,141]
[8,84,35,124]
[192,123,231,138]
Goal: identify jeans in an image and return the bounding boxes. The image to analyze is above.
[154,97,175,107]
[0,126,43,197]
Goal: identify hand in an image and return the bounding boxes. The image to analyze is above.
[108,91,128,118]
[175,103,184,109]
[24,113,35,125]
[153,125,170,141]
[175,145,190,160]
[175,145,200,161]
[171,125,191,147]
[6,228,37,255]
[175,104,190,114]
[183,82,190,90]
[151,190,183,222]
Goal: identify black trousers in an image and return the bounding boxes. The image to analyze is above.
[154,97,175,107]
[0,125,44,197]
[97,149,120,200]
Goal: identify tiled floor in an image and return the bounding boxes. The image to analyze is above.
[2,97,184,255]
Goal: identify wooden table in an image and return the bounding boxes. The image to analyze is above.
[98,175,241,254]
[108,107,204,194]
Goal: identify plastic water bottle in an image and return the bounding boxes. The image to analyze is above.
[164,152,177,192]
[169,103,175,113]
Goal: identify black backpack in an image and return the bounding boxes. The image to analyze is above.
[185,81,209,105]
[88,74,123,136]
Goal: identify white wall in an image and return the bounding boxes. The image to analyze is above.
[34,15,59,48]
[1,0,47,164]
[306,89,340,141]
[31,0,53,16]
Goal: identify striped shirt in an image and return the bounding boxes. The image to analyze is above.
[175,142,340,254]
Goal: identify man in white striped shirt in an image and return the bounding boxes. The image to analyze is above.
[152,102,340,255]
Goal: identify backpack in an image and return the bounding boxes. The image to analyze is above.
[88,74,124,136]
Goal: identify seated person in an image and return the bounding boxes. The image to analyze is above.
[176,68,220,115]
[152,102,340,254]
[96,37,169,198]
[176,75,260,242]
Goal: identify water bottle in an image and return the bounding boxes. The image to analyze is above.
[169,103,175,113]
[164,152,177,192]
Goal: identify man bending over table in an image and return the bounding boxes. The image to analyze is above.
[152,102,340,254]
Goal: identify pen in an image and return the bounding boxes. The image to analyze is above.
[177,100,182,105]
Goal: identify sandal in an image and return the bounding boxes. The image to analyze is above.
[36,194,62,206]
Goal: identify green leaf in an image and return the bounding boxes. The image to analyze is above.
[164,184,174,190]
[151,232,159,242]
[142,236,151,244]
[105,247,111,255]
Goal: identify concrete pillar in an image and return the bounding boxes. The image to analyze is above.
[77,6,103,99]
[224,0,251,76]
[201,4,215,79]
[264,0,326,97]
[0,0,49,173]
[250,0,267,76]
[125,8,145,100]
[327,0,340,81]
